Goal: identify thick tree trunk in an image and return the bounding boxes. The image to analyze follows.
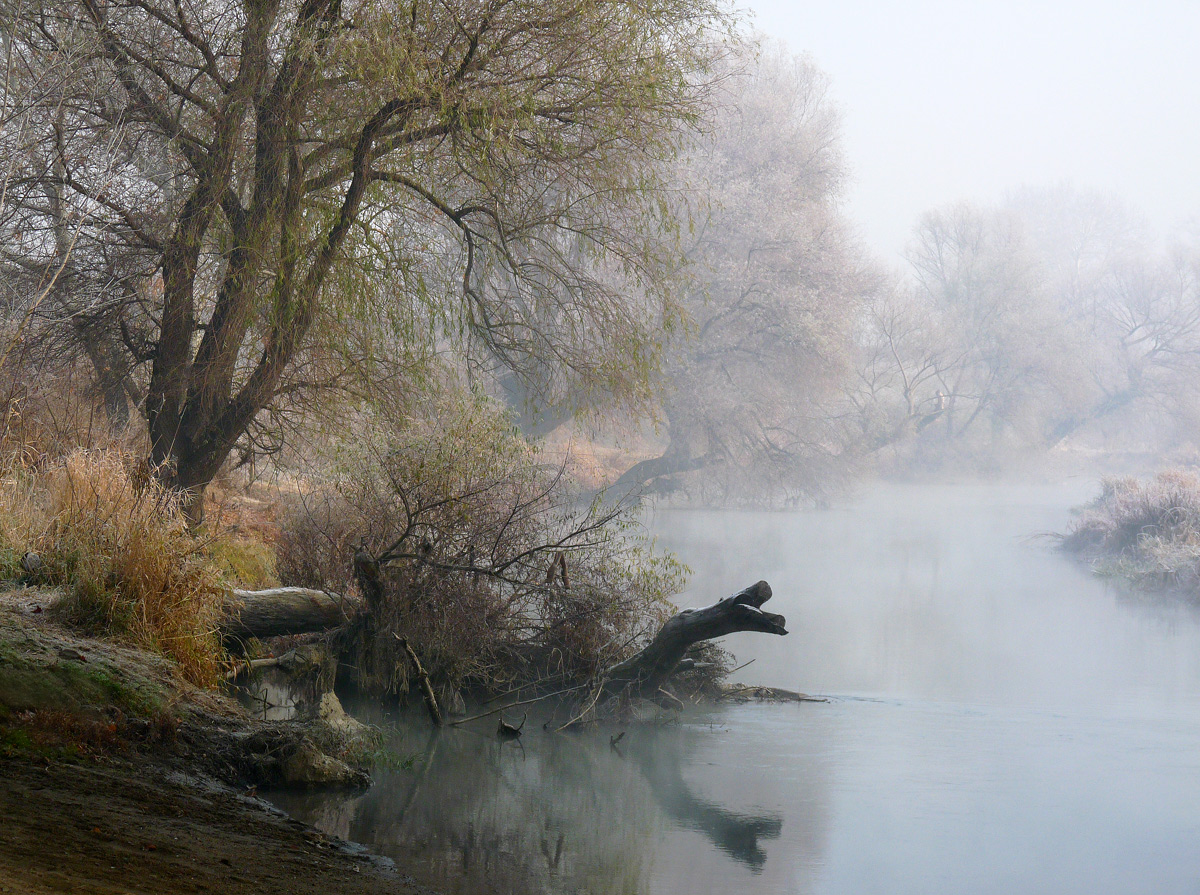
[222,587,357,641]
[603,581,786,699]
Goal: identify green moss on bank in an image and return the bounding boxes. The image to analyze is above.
[0,598,170,719]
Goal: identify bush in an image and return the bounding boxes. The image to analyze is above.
[0,450,228,685]
[279,392,688,698]
[275,487,361,597]
[205,534,279,590]
[1062,470,1200,589]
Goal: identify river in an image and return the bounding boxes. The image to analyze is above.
[269,480,1200,894]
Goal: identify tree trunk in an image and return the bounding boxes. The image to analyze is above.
[222,587,357,641]
[602,581,786,699]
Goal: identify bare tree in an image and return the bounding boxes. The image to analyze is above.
[844,281,962,453]
[848,188,1200,465]
[907,206,1064,442]
[1007,188,1200,446]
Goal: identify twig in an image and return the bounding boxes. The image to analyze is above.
[728,657,756,675]
[554,681,606,732]
[448,682,589,727]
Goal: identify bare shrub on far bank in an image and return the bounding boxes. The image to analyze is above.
[280,394,688,699]
[0,450,228,685]
[1062,470,1200,589]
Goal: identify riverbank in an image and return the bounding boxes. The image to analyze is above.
[1060,469,1200,595]
[0,757,425,895]
[0,588,432,895]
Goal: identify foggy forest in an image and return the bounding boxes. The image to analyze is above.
[1,2,1199,893]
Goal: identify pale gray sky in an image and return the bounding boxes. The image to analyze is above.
[746,0,1200,261]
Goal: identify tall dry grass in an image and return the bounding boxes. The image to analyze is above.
[1063,470,1200,589]
[0,450,228,685]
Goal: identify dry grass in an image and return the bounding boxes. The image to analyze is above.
[0,450,229,685]
[1063,469,1200,589]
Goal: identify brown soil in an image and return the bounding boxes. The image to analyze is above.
[0,590,440,894]
[0,755,432,895]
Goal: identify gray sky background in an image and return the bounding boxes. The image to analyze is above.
[745,0,1200,262]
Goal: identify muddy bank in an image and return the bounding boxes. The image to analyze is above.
[0,588,374,787]
[0,589,437,894]
[0,756,432,895]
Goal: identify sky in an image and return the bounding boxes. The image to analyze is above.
[745,0,1200,263]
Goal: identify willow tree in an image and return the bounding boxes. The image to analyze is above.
[1,0,732,517]
[616,46,876,501]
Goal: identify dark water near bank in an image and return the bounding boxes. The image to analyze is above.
[270,481,1200,894]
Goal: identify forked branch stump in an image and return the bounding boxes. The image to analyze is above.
[603,581,786,699]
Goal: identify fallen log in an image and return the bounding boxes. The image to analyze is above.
[603,580,786,699]
[222,587,357,641]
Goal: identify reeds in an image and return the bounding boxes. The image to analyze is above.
[1063,470,1200,589]
[0,449,228,685]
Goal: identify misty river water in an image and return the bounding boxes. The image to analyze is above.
[268,480,1200,894]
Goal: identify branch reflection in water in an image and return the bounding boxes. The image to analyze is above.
[268,703,827,894]
[620,733,783,872]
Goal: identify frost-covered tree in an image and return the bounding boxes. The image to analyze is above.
[0,0,734,517]
[617,45,876,501]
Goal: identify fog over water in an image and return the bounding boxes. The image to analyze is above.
[653,481,1200,708]
[274,482,1200,894]
[8,1,1200,890]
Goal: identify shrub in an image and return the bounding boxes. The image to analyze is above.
[280,392,688,698]
[0,450,228,685]
[1063,470,1200,589]
[275,487,361,597]
[205,534,279,590]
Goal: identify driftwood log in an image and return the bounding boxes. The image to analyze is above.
[603,580,786,699]
[222,587,356,640]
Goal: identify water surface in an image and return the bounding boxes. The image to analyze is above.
[271,481,1200,894]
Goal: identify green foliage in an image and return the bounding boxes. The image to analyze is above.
[364,746,423,772]
[205,535,280,590]
[2,0,742,508]
[0,544,21,580]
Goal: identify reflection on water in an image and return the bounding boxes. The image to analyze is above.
[271,704,824,894]
[626,733,782,871]
[271,481,1200,894]
[238,670,301,721]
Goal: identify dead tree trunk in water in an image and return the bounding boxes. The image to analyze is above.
[602,581,786,699]
[395,634,443,727]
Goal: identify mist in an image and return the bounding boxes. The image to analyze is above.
[3,3,1200,894]
[749,0,1200,262]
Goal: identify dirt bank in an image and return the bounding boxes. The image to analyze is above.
[0,756,430,895]
[0,589,437,895]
